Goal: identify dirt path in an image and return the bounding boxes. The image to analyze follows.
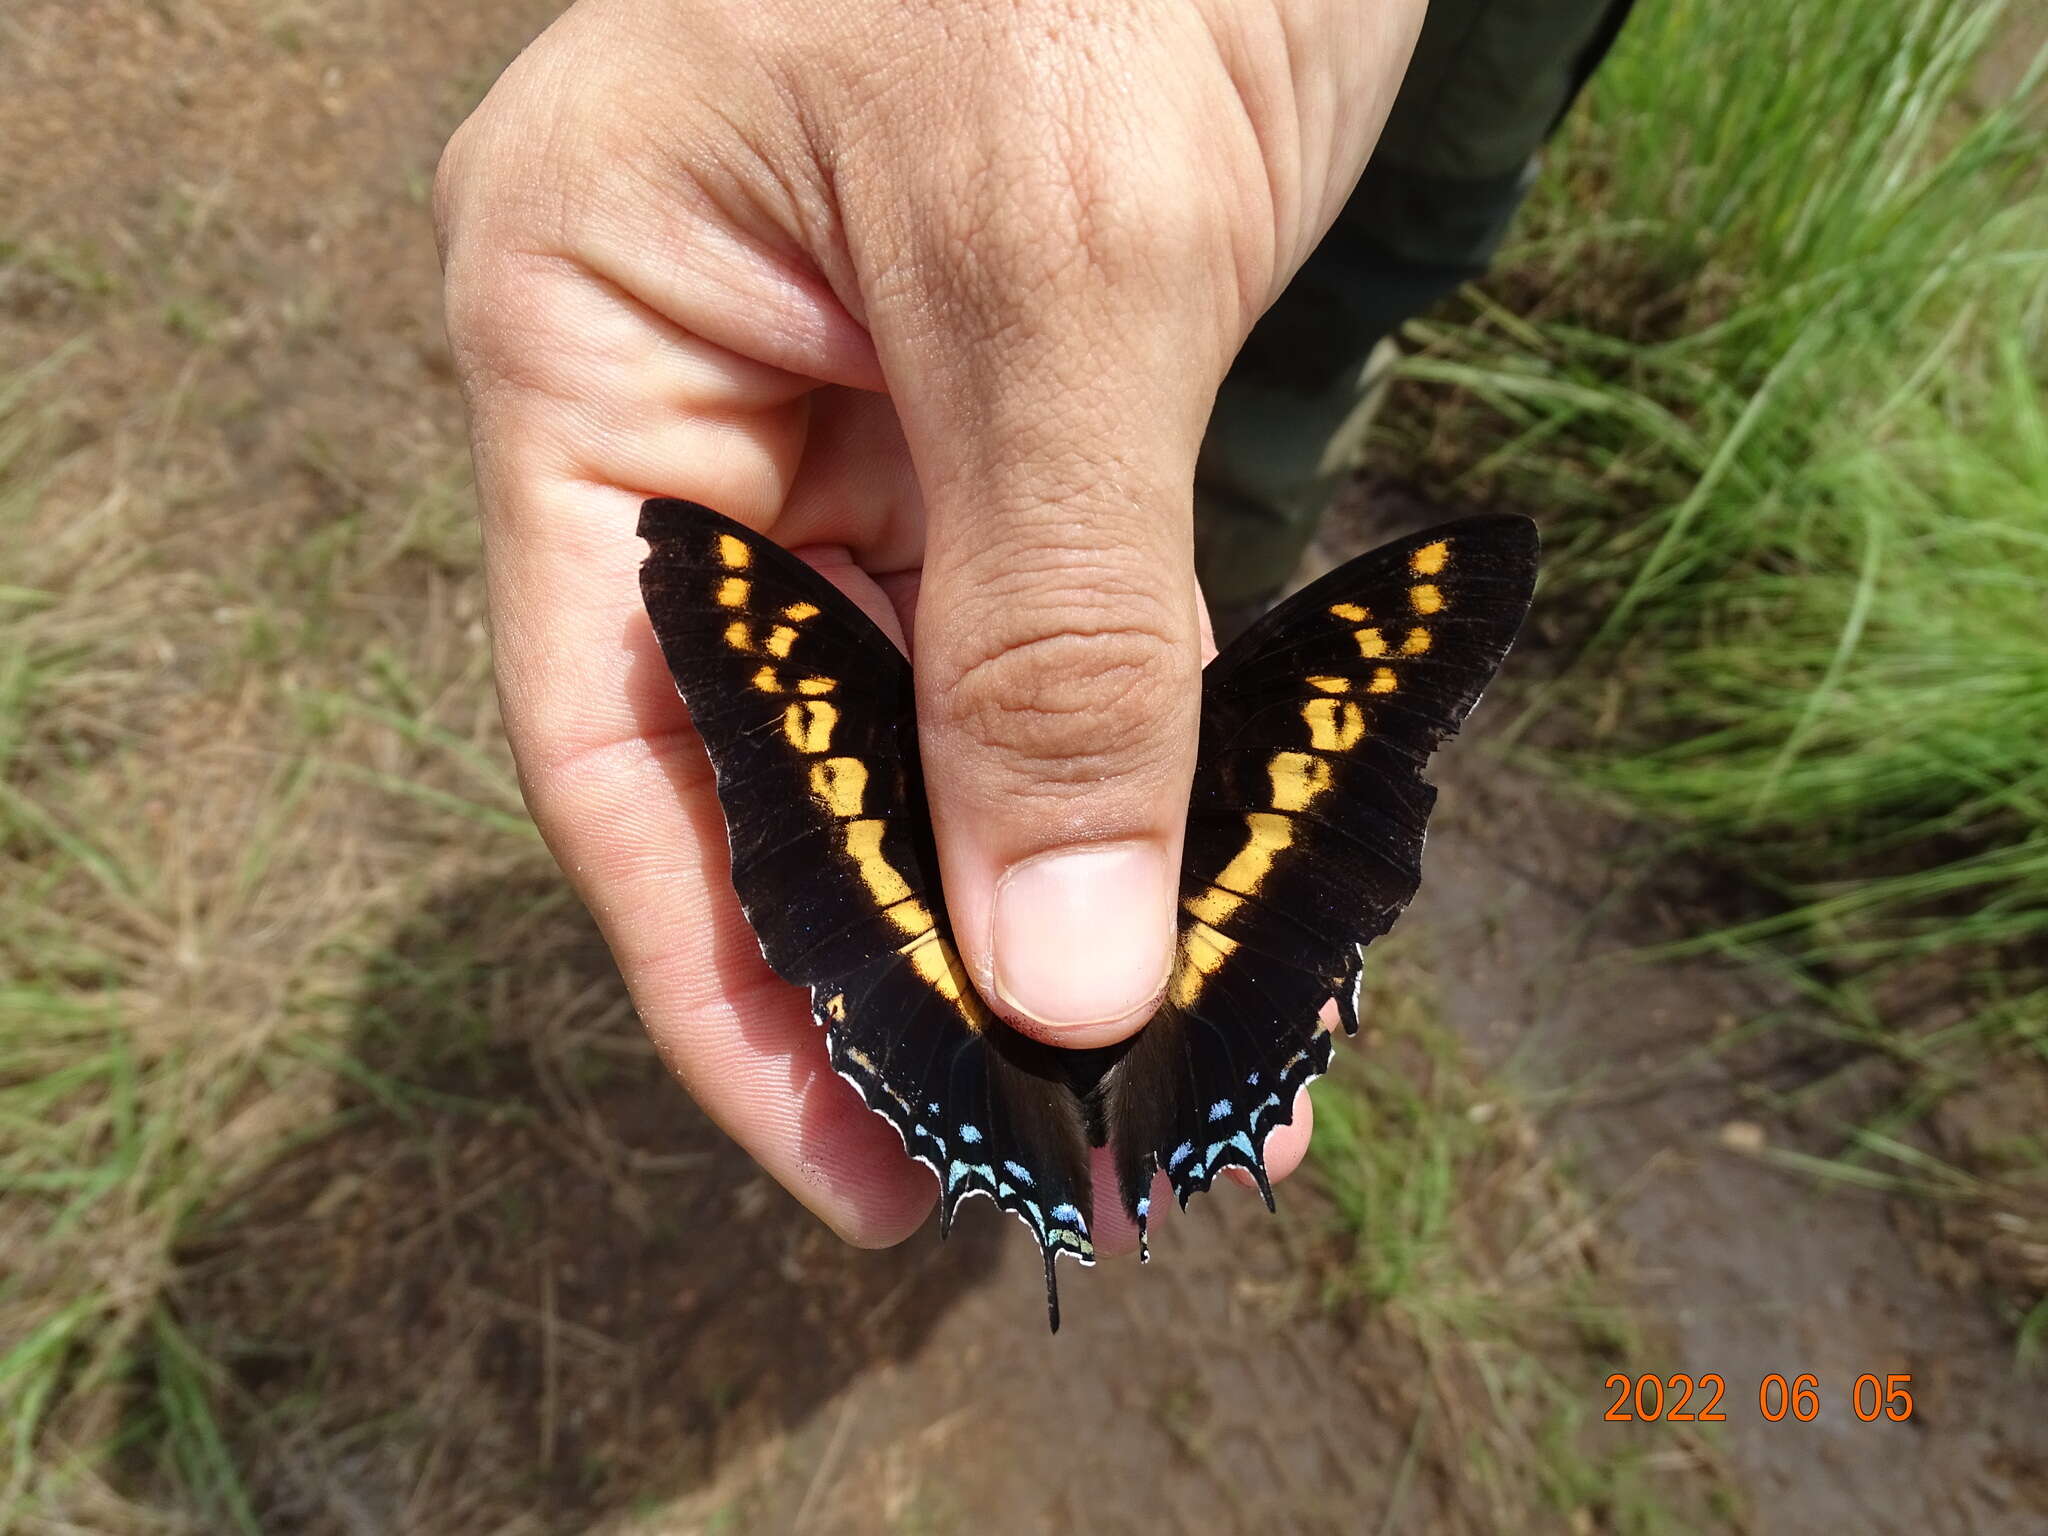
[1417,766,2048,1534]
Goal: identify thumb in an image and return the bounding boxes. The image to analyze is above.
[872,161,1234,1051]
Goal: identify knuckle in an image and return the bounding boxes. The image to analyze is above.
[932,585,1185,790]
[440,249,586,416]
[430,114,477,251]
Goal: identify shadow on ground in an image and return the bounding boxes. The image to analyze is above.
[159,872,996,1535]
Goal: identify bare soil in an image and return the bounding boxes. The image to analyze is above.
[7,3,2045,1533]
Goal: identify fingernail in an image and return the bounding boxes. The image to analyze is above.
[991,842,1174,1028]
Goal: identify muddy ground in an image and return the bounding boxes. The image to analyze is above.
[5,2,2044,1531]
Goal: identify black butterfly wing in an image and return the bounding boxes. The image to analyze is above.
[637,500,1096,1326]
[1095,516,1540,1238]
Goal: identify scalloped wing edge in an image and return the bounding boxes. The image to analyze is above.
[1126,948,1368,1258]
[816,991,1095,1332]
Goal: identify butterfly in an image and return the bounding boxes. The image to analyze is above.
[639,499,1538,1329]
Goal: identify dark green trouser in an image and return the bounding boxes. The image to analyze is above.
[1195,0,1636,612]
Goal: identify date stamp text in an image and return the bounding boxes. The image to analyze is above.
[1603,1373,1916,1423]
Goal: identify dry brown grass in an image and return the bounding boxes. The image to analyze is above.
[2,5,566,1524]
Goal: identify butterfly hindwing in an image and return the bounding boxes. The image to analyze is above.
[637,500,1096,1326]
[1096,516,1541,1232]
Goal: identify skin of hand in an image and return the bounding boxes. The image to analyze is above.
[434,0,1426,1254]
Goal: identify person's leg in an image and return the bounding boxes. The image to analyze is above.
[1197,0,1636,635]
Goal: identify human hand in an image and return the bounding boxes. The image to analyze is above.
[434,0,1425,1251]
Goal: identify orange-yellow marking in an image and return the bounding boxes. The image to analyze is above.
[1307,675,1349,694]
[1410,540,1449,576]
[1401,627,1432,655]
[844,818,911,905]
[809,757,869,817]
[1269,751,1334,813]
[723,621,753,651]
[1302,698,1367,752]
[766,624,800,658]
[783,602,819,622]
[797,677,837,695]
[1183,810,1296,929]
[1355,627,1387,658]
[1368,667,1399,694]
[752,666,783,693]
[837,814,963,1016]
[717,577,750,608]
[783,699,838,752]
[717,534,752,569]
[903,930,979,1024]
[1329,602,1370,622]
[1410,583,1443,615]
[1171,920,1240,1007]
[886,898,935,937]
[824,993,847,1022]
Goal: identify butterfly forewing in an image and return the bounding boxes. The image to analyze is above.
[1098,516,1540,1226]
[638,500,1097,1326]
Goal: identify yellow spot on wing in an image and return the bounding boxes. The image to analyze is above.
[1402,627,1432,655]
[783,699,838,752]
[844,818,911,905]
[1302,698,1367,751]
[903,930,980,1026]
[723,621,753,651]
[798,677,837,695]
[1234,812,1294,877]
[717,534,752,570]
[1269,751,1334,812]
[1183,886,1241,926]
[1181,809,1298,959]
[717,577,750,607]
[783,602,819,622]
[766,625,799,658]
[1306,675,1348,693]
[1368,667,1398,694]
[1329,602,1370,622]
[824,993,847,1021]
[751,666,782,693]
[1170,921,1240,1007]
[1410,539,1449,576]
[886,898,934,937]
[809,757,869,817]
[1411,583,1443,614]
[1355,628,1387,658]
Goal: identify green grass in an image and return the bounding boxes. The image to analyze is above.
[1386,0,2048,1316]
[1421,0,2046,956]
[1307,969,1732,1534]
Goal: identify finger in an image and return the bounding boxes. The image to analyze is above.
[1085,1154,1167,1259]
[1224,1088,1314,1197]
[441,251,936,1245]
[866,93,1241,1051]
[1085,1088,1313,1259]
